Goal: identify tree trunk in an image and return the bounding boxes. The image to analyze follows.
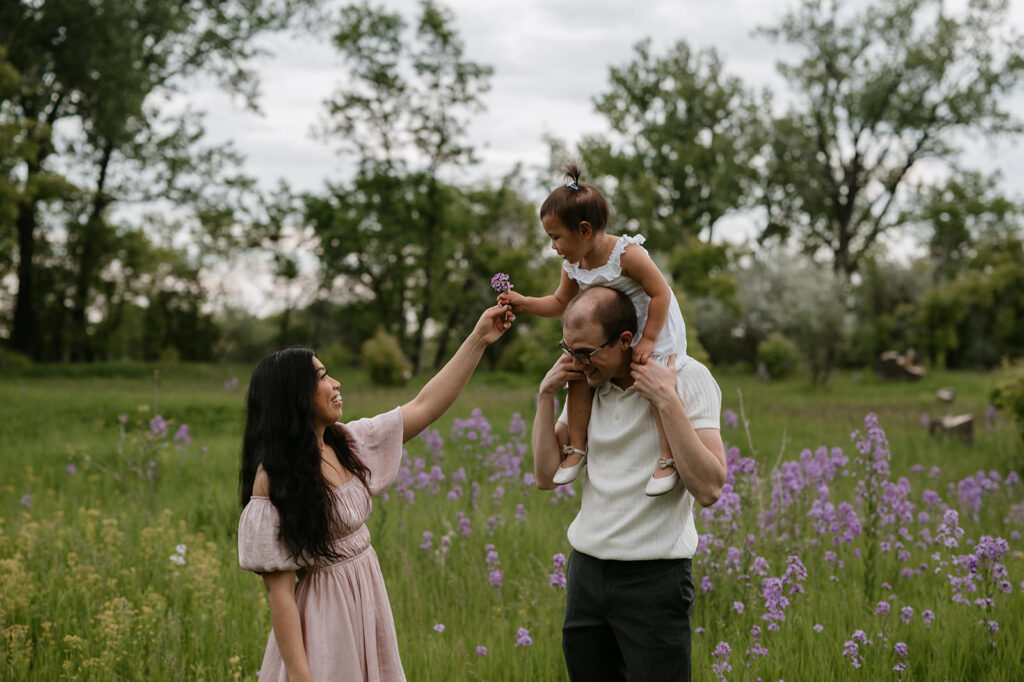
[432,274,474,369]
[411,178,440,373]
[11,193,39,357]
[70,142,115,361]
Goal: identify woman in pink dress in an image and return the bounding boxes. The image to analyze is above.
[238,304,513,682]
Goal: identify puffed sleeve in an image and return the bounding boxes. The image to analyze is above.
[237,497,303,573]
[343,406,404,495]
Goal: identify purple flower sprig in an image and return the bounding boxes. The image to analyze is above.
[490,272,514,293]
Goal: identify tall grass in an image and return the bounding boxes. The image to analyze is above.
[0,364,1020,680]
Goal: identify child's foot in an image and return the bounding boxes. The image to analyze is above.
[553,445,587,485]
[561,451,585,468]
[644,457,678,496]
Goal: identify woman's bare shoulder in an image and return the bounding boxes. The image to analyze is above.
[253,464,270,497]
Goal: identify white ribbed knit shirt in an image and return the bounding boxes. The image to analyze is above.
[558,357,722,560]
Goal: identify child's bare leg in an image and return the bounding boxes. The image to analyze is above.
[563,379,593,468]
[651,410,676,479]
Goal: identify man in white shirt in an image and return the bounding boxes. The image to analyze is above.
[532,286,726,682]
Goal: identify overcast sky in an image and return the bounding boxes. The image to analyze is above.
[188,0,1024,312]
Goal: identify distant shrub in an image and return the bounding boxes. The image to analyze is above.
[0,346,32,368]
[992,359,1024,442]
[159,346,181,363]
[317,342,354,375]
[684,322,711,366]
[360,329,411,386]
[757,332,802,380]
[496,330,555,378]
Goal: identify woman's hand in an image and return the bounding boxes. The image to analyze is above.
[470,303,515,346]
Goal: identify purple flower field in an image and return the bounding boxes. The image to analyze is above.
[374,403,1024,680]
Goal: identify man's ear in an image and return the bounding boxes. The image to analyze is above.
[578,221,593,238]
[618,331,633,349]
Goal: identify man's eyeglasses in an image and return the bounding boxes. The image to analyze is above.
[558,338,615,366]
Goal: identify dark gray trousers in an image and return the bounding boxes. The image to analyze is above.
[562,550,695,682]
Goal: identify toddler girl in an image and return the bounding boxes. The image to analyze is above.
[499,162,690,496]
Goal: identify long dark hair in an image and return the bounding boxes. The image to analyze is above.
[240,347,370,563]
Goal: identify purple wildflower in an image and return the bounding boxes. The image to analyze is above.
[66,464,76,475]
[732,601,745,614]
[476,645,487,656]
[900,606,913,624]
[761,577,789,631]
[419,531,433,551]
[893,641,908,673]
[490,273,514,293]
[433,623,445,633]
[922,609,935,627]
[149,414,167,437]
[711,642,732,681]
[514,627,532,647]
[745,625,768,659]
[173,423,191,447]
[485,546,504,587]
[20,494,31,508]
[842,640,862,669]
[549,553,567,589]
[751,556,770,576]
[723,408,739,428]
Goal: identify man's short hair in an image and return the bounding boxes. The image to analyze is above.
[564,287,637,341]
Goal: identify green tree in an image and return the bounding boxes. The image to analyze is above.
[847,256,932,367]
[905,169,1023,281]
[581,39,766,247]
[575,39,764,292]
[758,0,1024,277]
[913,236,1024,368]
[311,0,493,372]
[0,0,316,359]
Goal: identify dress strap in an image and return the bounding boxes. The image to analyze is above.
[563,233,648,285]
[607,234,646,272]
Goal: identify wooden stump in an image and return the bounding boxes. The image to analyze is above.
[875,350,925,381]
[928,414,974,445]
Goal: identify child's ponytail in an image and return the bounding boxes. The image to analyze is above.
[541,160,609,233]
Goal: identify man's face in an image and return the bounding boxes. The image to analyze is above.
[561,318,629,387]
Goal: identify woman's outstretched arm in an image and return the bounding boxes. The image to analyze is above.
[400,303,513,441]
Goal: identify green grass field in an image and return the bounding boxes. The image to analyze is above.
[1,363,1021,680]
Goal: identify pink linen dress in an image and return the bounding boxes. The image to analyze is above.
[238,407,407,682]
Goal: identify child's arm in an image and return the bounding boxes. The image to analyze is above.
[498,268,579,318]
[619,244,672,364]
